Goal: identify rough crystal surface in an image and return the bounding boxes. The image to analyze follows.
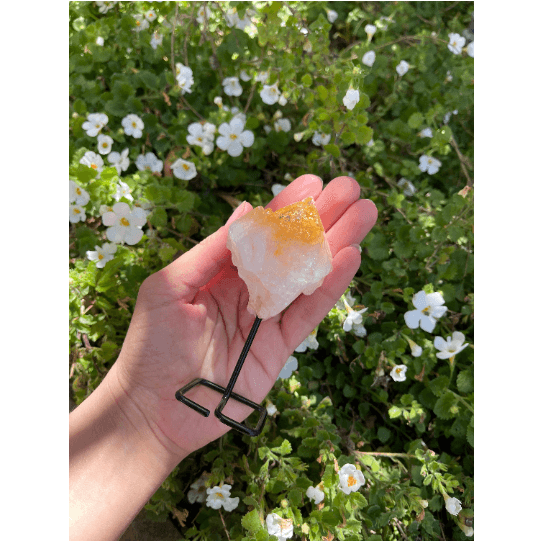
[227,197,333,320]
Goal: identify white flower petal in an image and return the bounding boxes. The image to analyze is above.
[124,227,144,245]
[404,310,421,329]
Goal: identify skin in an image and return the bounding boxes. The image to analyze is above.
[69,174,377,540]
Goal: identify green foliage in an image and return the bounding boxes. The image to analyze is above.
[70,1,474,540]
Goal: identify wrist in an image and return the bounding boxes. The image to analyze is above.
[69,366,187,540]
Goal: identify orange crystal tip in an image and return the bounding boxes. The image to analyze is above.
[250,197,325,246]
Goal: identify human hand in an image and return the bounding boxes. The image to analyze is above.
[107,175,377,462]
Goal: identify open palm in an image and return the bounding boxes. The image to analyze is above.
[112,175,377,458]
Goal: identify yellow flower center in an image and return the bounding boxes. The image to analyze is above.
[120,217,130,226]
[145,165,151,170]
[182,164,190,170]
[91,164,98,169]
[95,124,101,128]
[132,121,137,128]
[395,367,402,374]
[230,134,238,140]
[102,142,108,148]
[98,254,104,260]
[76,187,82,195]
[421,306,430,315]
[347,475,357,487]
[73,208,81,214]
[216,492,223,498]
[135,20,141,26]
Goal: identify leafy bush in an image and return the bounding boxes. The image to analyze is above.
[69,1,474,540]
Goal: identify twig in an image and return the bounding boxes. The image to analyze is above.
[450,135,473,187]
[179,95,206,121]
[218,509,231,541]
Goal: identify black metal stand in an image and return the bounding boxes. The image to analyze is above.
[175,317,267,437]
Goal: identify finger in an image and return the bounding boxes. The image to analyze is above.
[313,176,361,231]
[155,201,254,301]
[280,245,362,353]
[325,198,378,257]
[265,174,323,211]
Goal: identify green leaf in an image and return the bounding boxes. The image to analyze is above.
[456,367,474,393]
[316,85,328,101]
[356,125,373,144]
[466,416,474,447]
[377,426,391,443]
[433,391,459,419]
[388,406,402,419]
[301,74,312,87]
[367,233,389,261]
[341,131,356,145]
[241,509,263,534]
[344,384,356,398]
[408,112,424,129]
[323,144,340,158]
[288,488,303,506]
[150,208,167,228]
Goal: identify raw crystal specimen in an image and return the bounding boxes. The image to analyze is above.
[227,197,333,320]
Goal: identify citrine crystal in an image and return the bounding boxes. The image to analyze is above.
[227,197,333,320]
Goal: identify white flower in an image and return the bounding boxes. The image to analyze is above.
[343,89,360,110]
[266,513,294,541]
[445,496,462,516]
[445,70,453,82]
[187,474,209,504]
[136,152,163,173]
[278,94,288,106]
[459,524,474,537]
[260,82,281,105]
[82,113,108,137]
[352,321,367,337]
[418,154,442,175]
[99,204,115,216]
[223,106,247,125]
[342,297,368,333]
[312,132,331,146]
[96,1,116,14]
[295,328,319,352]
[69,204,86,223]
[187,122,215,154]
[214,96,223,108]
[133,14,150,32]
[434,332,469,360]
[278,356,298,379]
[418,127,433,138]
[396,60,410,76]
[327,10,338,23]
[366,138,374,147]
[271,183,286,196]
[225,9,253,31]
[338,464,365,495]
[80,151,104,175]
[443,112,452,124]
[365,24,376,38]
[122,114,144,138]
[362,50,376,67]
[293,132,304,142]
[274,118,291,132]
[97,134,113,155]
[222,76,243,97]
[69,181,90,206]
[239,70,251,82]
[96,36,104,46]
[284,173,293,181]
[405,337,423,357]
[108,148,130,174]
[404,291,448,333]
[391,364,408,382]
[266,402,277,416]
[86,243,117,268]
[397,178,416,197]
[171,158,197,180]
[102,202,147,245]
[144,9,156,22]
[256,71,269,83]
[176,64,194,94]
[467,41,474,58]
[114,180,134,202]
[335,291,357,311]
[216,118,254,157]
[196,5,211,24]
[306,485,325,504]
[447,33,466,55]
[206,485,239,511]
[150,32,163,49]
